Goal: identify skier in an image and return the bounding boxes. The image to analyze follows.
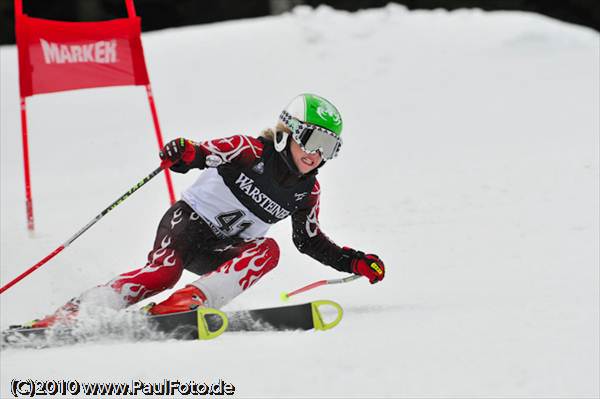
[30,93,385,328]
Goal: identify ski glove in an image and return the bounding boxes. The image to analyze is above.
[344,247,385,284]
[159,138,200,173]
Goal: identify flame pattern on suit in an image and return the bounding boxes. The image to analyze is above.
[104,209,186,305]
[200,135,263,165]
[170,208,183,229]
[305,181,321,238]
[216,238,279,290]
[193,237,280,308]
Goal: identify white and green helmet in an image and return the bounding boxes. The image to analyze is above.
[276,93,343,160]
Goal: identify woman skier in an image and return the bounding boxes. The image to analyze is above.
[31,93,385,327]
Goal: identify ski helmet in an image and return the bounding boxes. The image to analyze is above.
[276,93,343,161]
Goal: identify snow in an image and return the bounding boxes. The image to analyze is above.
[1,4,599,397]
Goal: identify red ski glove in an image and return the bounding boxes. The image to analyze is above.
[345,248,385,284]
[159,138,199,173]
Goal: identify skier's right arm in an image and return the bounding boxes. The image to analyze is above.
[160,135,263,173]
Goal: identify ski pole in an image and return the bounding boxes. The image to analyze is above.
[0,165,167,295]
[280,275,361,301]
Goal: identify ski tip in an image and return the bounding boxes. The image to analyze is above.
[280,291,290,302]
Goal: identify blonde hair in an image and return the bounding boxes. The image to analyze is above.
[260,121,291,141]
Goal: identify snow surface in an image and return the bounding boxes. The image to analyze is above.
[1,4,599,398]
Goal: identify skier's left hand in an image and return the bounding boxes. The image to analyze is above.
[346,249,385,284]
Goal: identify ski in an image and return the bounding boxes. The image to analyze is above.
[1,300,343,348]
[1,307,228,348]
[224,299,343,332]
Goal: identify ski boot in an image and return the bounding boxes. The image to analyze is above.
[142,285,207,316]
[25,299,80,328]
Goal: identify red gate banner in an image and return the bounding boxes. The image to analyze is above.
[14,0,176,233]
[16,15,149,97]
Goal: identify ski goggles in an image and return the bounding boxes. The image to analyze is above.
[280,110,342,160]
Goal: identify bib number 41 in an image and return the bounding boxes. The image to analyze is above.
[216,210,253,235]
